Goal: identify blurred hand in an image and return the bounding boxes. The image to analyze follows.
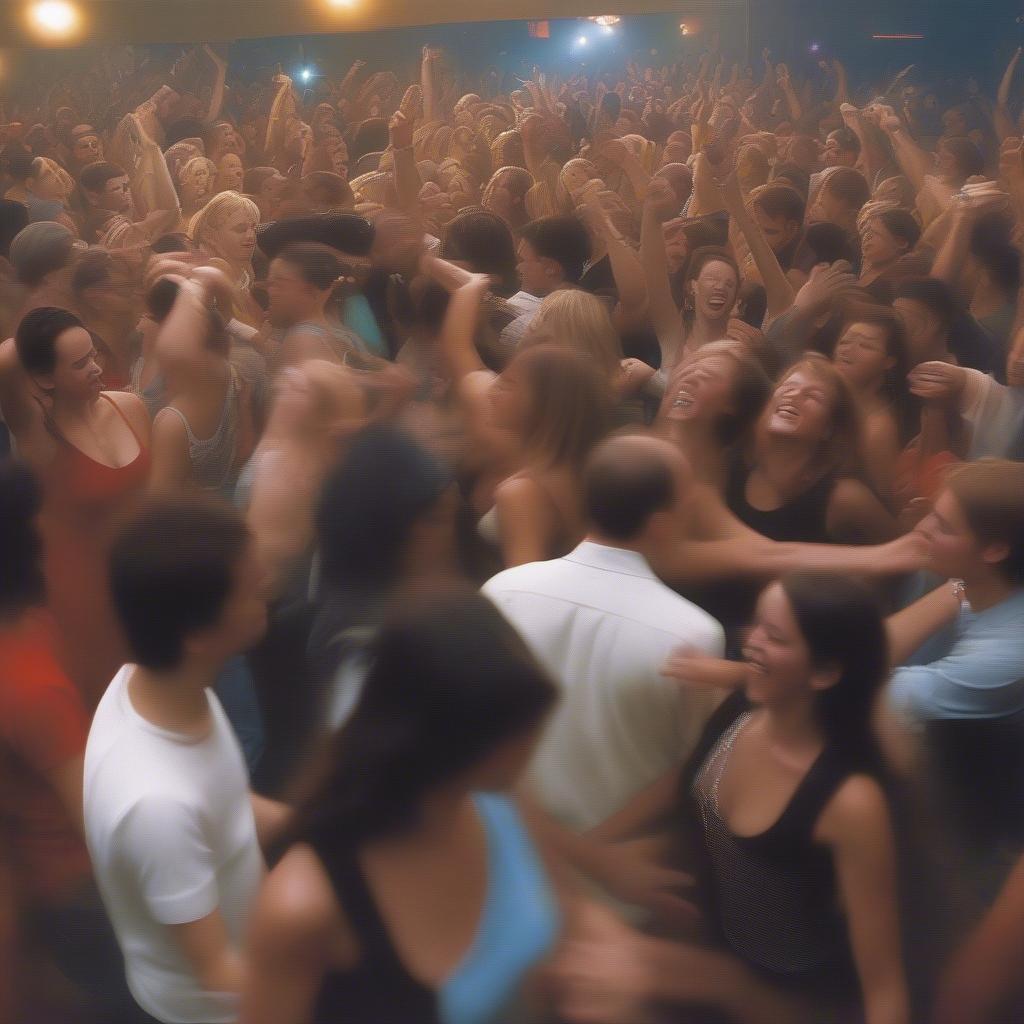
[645,174,679,222]
[662,646,745,691]
[908,360,966,404]
[389,110,415,150]
[618,358,657,397]
[793,261,857,312]
[725,317,764,350]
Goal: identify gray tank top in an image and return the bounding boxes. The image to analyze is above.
[163,367,240,494]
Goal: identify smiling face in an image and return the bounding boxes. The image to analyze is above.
[666,353,738,425]
[833,321,895,389]
[47,325,104,400]
[764,366,835,443]
[210,208,258,265]
[691,259,738,322]
[742,582,823,707]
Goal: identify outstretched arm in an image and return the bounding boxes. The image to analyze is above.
[996,47,1023,141]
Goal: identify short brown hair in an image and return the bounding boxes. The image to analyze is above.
[945,460,1024,583]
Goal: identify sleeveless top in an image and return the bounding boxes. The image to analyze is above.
[291,320,370,363]
[684,693,859,998]
[306,793,560,1024]
[128,357,167,419]
[162,367,239,494]
[692,456,837,655]
[725,453,836,544]
[43,394,150,518]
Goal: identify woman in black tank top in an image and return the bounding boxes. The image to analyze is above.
[729,354,895,547]
[555,573,909,1024]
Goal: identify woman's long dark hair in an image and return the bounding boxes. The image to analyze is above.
[290,586,556,850]
[779,572,888,768]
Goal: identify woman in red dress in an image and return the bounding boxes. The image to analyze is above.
[0,306,150,709]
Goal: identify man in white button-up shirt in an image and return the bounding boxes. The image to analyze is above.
[483,435,724,832]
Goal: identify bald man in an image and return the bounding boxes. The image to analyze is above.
[483,434,724,832]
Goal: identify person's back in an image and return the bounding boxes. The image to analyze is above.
[483,435,724,830]
[485,544,723,829]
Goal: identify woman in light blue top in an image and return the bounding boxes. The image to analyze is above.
[240,587,561,1024]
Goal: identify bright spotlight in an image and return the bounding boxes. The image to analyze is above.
[601,24,614,35]
[679,23,690,35]
[577,35,589,46]
[809,42,821,53]
[327,0,356,7]
[27,0,79,39]
[300,68,312,82]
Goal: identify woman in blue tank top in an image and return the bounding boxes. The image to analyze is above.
[240,587,561,1024]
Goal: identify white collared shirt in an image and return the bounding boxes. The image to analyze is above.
[483,541,724,831]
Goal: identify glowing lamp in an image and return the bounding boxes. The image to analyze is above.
[27,0,79,39]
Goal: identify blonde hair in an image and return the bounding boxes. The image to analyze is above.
[178,156,217,189]
[33,157,74,201]
[188,191,259,252]
[525,290,623,378]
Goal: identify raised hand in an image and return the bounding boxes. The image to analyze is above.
[793,260,857,312]
[388,110,414,150]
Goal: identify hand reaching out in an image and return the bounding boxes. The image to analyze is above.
[908,360,966,404]
[662,647,746,691]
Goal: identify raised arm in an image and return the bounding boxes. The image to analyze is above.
[715,167,795,321]
[388,111,422,217]
[996,48,1023,142]
[876,107,933,192]
[640,178,686,371]
[200,45,228,126]
[581,187,648,330]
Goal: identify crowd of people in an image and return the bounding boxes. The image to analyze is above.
[1,28,1024,1024]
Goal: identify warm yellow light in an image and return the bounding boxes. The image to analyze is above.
[27,0,79,38]
[589,15,621,28]
[327,0,357,8]
[679,22,690,35]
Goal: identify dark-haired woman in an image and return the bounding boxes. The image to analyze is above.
[145,265,257,496]
[241,588,562,1024]
[266,244,376,368]
[858,208,928,304]
[0,306,149,708]
[0,459,152,1022]
[559,573,908,1024]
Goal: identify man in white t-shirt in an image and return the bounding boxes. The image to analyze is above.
[84,497,286,1024]
[483,435,724,832]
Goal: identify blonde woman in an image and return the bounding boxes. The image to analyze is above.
[175,156,217,231]
[525,289,623,380]
[188,191,262,326]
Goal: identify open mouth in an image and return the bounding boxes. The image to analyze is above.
[672,389,695,410]
[773,401,800,422]
[706,296,728,313]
